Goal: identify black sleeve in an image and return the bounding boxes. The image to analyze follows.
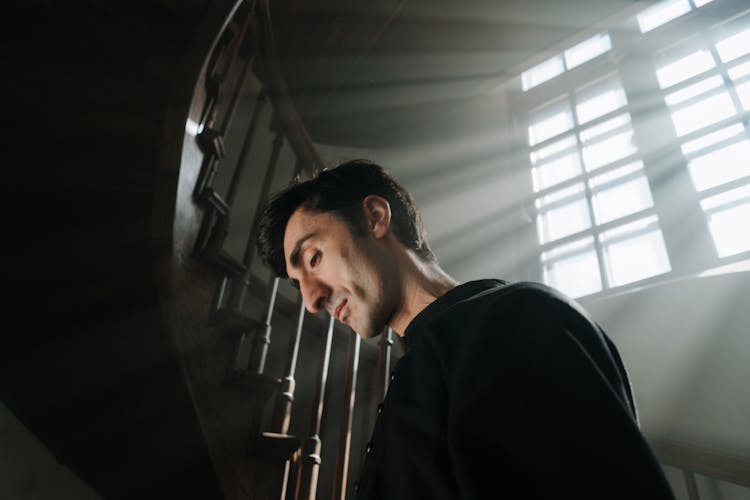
[443,287,675,500]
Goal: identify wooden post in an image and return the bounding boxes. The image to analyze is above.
[296,316,335,500]
[331,331,360,500]
[375,327,394,403]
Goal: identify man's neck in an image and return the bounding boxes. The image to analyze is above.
[388,251,458,336]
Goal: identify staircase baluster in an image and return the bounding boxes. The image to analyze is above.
[332,331,360,500]
[197,11,252,193]
[225,92,268,208]
[296,316,335,500]
[204,91,267,257]
[272,298,306,434]
[228,129,284,312]
[248,276,280,373]
[219,55,255,138]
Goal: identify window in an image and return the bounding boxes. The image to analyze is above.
[599,216,671,287]
[515,2,750,299]
[527,73,670,298]
[522,33,612,91]
[656,16,750,259]
[700,185,750,257]
[637,0,716,33]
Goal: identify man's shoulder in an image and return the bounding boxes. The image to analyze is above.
[428,279,599,343]
[451,280,577,314]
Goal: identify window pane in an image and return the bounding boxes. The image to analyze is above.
[637,0,692,34]
[600,217,671,287]
[669,92,736,136]
[664,75,724,106]
[532,151,582,191]
[591,169,654,224]
[681,123,745,155]
[575,76,628,124]
[728,60,750,81]
[536,185,591,243]
[687,139,750,191]
[705,201,750,257]
[715,27,750,63]
[588,160,643,187]
[530,135,577,164]
[734,80,750,110]
[700,183,750,210]
[582,130,637,171]
[522,56,565,91]
[542,237,602,298]
[564,33,612,70]
[528,100,573,146]
[579,113,631,142]
[656,50,716,88]
[536,182,584,207]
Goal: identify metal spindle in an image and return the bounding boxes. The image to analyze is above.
[219,53,255,138]
[272,299,306,434]
[204,12,253,131]
[225,92,267,207]
[228,129,284,311]
[375,327,394,403]
[683,469,701,500]
[332,331,361,500]
[247,276,280,373]
[196,15,253,193]
[203,91,268,255]
[296,316,335,500]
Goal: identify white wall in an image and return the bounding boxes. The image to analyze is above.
[581,266,750,456]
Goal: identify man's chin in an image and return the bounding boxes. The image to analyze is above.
[351,322,388,340]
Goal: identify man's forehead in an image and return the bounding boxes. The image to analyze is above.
[283,208,320,269]
[283,207,314,250]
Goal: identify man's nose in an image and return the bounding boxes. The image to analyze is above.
[300,277,329,314]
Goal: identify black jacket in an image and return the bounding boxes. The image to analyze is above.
[354,279,675,499]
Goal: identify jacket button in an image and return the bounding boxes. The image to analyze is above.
[366,441,373,454]
[354,481,359,493]
[377,403,384,414]
[390,370,396,381]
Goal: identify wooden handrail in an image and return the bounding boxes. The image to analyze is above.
[255,0,326,176]
[647,436,750,488]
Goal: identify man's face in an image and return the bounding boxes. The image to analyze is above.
[283,206,396,339]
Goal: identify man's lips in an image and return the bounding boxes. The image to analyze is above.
[333,299,348,322]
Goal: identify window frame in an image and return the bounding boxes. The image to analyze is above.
[509,0,750,299]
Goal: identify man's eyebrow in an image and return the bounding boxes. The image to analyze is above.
[289,232,316,269]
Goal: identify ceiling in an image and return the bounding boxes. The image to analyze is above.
[270,0,640,148]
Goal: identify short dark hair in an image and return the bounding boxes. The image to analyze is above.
[256,159,434,278]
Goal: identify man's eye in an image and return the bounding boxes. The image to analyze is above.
[310,251,321,267]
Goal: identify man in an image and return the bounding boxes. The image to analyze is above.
[256,160,675,499]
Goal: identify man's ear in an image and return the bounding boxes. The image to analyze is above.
[362,195,391,239]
